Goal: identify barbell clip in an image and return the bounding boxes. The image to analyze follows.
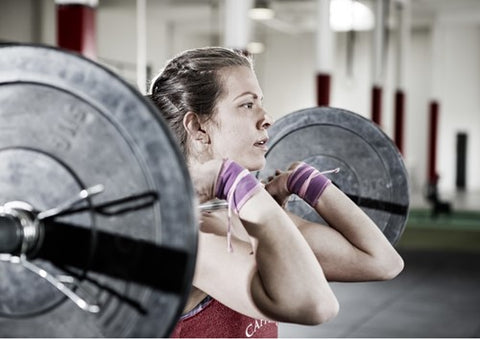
[37,184,105,220]
[0,253,100,314]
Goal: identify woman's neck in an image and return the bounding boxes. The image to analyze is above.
[187,147,216,168]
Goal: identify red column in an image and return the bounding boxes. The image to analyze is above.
[316,73,331,107]
[394,89,405,154]
[427,100,439,184]
[315,0,333,108]
[371,85,382,126]
[56,2,97,59]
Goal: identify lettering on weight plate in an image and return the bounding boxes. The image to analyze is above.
[245,319,276,338]
[51,135,71,152]
[50,108,88,151]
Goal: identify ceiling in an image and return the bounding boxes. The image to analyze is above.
[99,0,480,35]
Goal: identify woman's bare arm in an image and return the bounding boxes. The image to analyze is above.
[264,167,404,282]
[192,188,339,325]
[289,183,404,281]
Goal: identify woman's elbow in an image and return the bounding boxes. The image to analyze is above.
[386,253,405,279]
[302,293,340,325]
[374,252,405,281]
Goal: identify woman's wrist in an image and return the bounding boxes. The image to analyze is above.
[215,159,262,213]
[286,162,331,207]
[214,159,263,252]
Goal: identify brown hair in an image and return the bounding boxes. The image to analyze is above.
[149,47,253,157]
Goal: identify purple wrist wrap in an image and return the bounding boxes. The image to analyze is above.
[215,159,261,213]
[214,159,262,252]
[287,162,331,207]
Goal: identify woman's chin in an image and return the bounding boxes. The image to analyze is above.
[218,155,265,172]
[246,158,266,172]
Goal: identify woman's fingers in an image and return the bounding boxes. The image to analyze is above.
[287,161,302,171]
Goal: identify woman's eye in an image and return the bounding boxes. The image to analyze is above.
[242,102,254,109]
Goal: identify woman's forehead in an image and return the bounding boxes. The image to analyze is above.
[221,66,262,99]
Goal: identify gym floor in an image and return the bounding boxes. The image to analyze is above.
[279,191,480,338]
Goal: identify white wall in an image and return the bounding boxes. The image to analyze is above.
[260,31,316,119]
[0,0,37,43]
[1,0,479,194]
[96,0,214,87]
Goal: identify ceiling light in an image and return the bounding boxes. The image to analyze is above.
[330,0,374,31]
[249,0,275,21]
[55,0,98,6]
[247,41,266,54]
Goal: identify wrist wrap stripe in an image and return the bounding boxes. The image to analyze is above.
[287,162,331,207]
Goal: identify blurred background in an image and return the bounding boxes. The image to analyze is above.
[1,0,479,337]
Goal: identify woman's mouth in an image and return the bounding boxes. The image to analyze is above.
[254,138,269,150]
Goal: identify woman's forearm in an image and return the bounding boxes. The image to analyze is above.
[311,184,404,280]
[238,189,338,324]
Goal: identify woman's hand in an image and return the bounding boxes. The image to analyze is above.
[263,162,301,207]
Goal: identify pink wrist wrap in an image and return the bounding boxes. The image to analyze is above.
[215,160,262,213]
[215,159,262,252]
[287,162,332,207]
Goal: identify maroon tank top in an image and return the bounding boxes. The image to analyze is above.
[170,296,278,338]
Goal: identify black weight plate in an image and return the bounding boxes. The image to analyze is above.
[0,44,196,337]
[257,107,409,245]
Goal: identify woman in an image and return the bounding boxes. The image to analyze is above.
[148,47,404,338]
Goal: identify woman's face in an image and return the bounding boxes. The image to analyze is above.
[207,66,273,171]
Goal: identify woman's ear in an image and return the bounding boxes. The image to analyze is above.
[183,112,210,144]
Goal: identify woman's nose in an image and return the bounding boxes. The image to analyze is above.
[259,110,274,130]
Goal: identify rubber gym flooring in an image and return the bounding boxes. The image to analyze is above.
[279,192,480,338]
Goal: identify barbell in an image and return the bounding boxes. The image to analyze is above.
[0,44,409,337]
